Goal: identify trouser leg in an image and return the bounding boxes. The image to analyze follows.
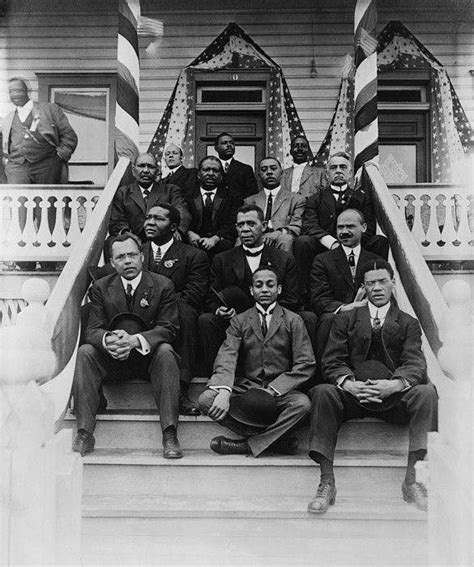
[248,391,311,456]
[72,344,110,433]
[316,312,335,376]
[148,343,180,431]
[197,313,229,376]
[176,302,198,385]
[298,310,319,386]
[293,235,325,307]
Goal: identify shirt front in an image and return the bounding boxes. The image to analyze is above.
[368,300,391,327]
[263,186,281,229]
[242,244,263,273]
[200,187,217,202]
[290,162,306,193]
[16,99,34,123]
[150,237,174,262]
[219,158,232,173]
[139,184,153,200]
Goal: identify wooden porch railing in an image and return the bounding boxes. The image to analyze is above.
[0,185,103,262]
[389,183,473,261]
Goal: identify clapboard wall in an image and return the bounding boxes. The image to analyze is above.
[1,0,473,157]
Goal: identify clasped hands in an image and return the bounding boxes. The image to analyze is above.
[188,231,220,250]
[343,378,402,404]
[104,329,140,361]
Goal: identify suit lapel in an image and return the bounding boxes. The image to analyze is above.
[255,192,266,212]
[130,183,146,213]
[158,241,181,278]
[380,304,400,351]
[249,307,264,342]
[321,188,336,221]
[133,271,155,314]
[232,247,248,284]
[271,190,287,216]
[300,164,312,188]
[212,193,223,223]
[193,194,203,228]
[334,247,354,288]
[264,303,283,343]
[110,275,129,314]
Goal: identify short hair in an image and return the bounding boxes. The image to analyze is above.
[198,155,223,171]
[252,265,280,284]
[148,202,181,227]
[236,204,265,222]
[337,208,366,225]
[109,232,142,257]
[259,156,282,169]
[360,259,394,281]
[290,135,309,147]
[133,152,157,167]
[214,132,234,146]
[327,151,351,164]
[164,144,183,158]
[9,77,29,91]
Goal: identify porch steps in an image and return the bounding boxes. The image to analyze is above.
[63,378,427,565]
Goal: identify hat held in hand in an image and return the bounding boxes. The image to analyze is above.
[229,387,279,428]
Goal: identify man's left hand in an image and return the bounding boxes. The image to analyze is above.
[363,379,403,399]
[109,329,140,360]
[200,236,219,250]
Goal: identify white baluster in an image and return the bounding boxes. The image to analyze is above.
[7,197,23,251]
[21,198,38,246]
[424,193,442,253]
[36,198,51,254]
[442,191,460,254]
[452,194,471,251]
[83,197,96,230]
[67,197,82,243]
[50,197,68,252]
[407,193,426,249]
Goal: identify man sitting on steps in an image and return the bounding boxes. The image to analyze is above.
[198,266,315,457]
[72,232,183,459]
[307,259,438,514]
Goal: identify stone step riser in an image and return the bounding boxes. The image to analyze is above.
[82,464,406,499]
[63,420,408,452]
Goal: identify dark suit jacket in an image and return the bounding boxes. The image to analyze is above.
[322,304,428,387]
[208,304,315,394]
[302,184,377,239]
[223,159,259,203]
[85,270,179,354]
[187,187,237,242]
[206,245,300,313]
[310,246,381,315]
[143,240,209,310]
[162,165,199,197]
[109,181,191,240]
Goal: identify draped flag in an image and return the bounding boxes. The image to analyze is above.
[314,20,474,184]
[353,0,379,178]
[115,0,140,161]
[148,23,307,170]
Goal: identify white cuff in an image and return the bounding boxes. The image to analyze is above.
[209,385,232,394]
[320,235,338,249]
[135,334,150,355]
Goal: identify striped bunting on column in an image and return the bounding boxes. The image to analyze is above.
[354,0,378,178]
[115,0,140,161]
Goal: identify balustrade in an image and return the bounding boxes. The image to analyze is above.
[389,184,473,260]
[0,184,103,262]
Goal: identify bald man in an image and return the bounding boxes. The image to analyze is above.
[161,144,199,197]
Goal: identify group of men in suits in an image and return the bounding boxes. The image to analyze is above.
[72,138,436,514]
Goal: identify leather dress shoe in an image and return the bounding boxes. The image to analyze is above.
[72,429,95,456]
[269,436,299,455]
[179,391,200,416]
[210,436,251,455]
[307,481,337,514]
[162,428,183,459]
[402,481,427,511]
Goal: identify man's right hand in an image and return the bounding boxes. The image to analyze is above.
[187,230,201,247]
[208,389,231,421]
[339,299,368,312]
[215,306,236,320]
[343,380,382,404]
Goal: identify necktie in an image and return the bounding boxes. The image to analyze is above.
[204,192,213,211]
[154,246,162,264]
[348,251,356,278]
[265,192,273,222]
[224,161,229,173]
[243,247,263,257]
[373,310,382,331]
[143,189,150,203]
[258,308,274,336]
[126,283,134,309]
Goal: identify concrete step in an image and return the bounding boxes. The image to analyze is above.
[81,448,407,498]
[63,412,408,452]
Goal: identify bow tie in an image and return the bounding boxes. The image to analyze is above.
[330,188,345,196]
[243,247,263,257]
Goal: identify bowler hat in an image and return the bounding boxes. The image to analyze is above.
[108,312,148,335]
[229,388,279,428]
[213,285,253,314]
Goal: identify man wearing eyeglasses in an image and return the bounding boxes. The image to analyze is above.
[72,232,183,460]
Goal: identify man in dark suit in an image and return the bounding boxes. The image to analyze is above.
[161,143,198,197]
[198,266,315,456]
[72,233,183,459]
[310,209,381,366]
[186,156,236,258]
[307,259,437,514]
[197,203,301,375]
[143,203,209,415]
[214,132,258,204]
[281,136,325,199]
[293,151,389,306]
[109,152,191,242]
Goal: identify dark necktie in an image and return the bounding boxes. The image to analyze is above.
[154,246,162,264]
[265,192,273,222]
[224,161,229,173]
[126,283,134,309]
[143,189,150,203]
[373,310,382,332]
[258,308,274,336]
[348,251,356,278]
[204,192,213,212]
[243,247,263,257]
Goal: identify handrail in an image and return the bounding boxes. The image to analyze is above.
[366,163,448,353]
[40,158,129,422]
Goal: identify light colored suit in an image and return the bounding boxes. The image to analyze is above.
[281,163,325,199]
[200,304,315,456]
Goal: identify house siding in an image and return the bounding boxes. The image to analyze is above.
[1,0,472,157]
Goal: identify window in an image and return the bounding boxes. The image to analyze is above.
[37,73,116,184]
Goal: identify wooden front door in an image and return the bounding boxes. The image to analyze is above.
[195,111,265,171]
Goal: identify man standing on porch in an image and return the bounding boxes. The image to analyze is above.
[281,135,325,199]
[214,132,258,204]
[307,259,437,514]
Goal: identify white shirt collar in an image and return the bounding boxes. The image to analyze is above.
[242,244,264,254]
[120,271,143,293]
[264,185,281,197]
[17,99,34,122]
[330,183,348,193]
[200,187,217,197]
[220,157,232,168]
[139,184,153,194]
[256,301,277,316]
[151,237,174,258]
[368,301,391,320]
[293,162,306,170]
[168,164,182,172]
[341,243,361,259]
